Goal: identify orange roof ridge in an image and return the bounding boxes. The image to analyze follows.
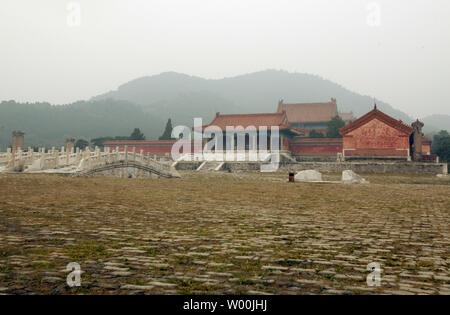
[215,112,285,117]
[340,108,413,135]
[277,101,338,123]
[202,111,305,135]
[282,101,333,105]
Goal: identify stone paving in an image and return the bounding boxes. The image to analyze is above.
[0,172,449,295]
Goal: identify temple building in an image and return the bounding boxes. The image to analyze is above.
[104,100,435,162]
[200,112,303,151]
[277,98,354,136]
[339,105,431,161]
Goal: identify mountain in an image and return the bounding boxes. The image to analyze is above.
[93,70,415,125]
[0,99,164,150]
[422,114,450,134]
[3,70,445,149]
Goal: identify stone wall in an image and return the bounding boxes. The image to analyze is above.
[294,155,337,162]
[280,162,446,175]
[222,161,447,175]
[89,167,159,178]
[289,138,342,157]
[175,161,203,170]
[223,162,261,172]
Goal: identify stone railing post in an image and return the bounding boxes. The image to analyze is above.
[6,148,11,165]
[75,147,80,164]
[26,147,31,165]
[18,148,23,166]
[103,147,108,163]
[85,147,91,168]
[53,147,59,168]
[4,149,9,168]
[65,146,70,166]
[51,147,55,167]
[96,146,101,167]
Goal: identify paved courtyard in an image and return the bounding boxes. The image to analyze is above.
[0,171,449,295]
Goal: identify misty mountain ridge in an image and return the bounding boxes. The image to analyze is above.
[422,114,450,134]
[93,70,415,123]
[1,70,448,149]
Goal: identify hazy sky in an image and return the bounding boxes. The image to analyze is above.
[1,0,449,118]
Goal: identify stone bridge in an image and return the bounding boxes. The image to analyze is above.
[73,159,179,178]
[0,145,179,178]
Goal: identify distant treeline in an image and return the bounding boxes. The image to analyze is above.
[0,99,164,150]
[432,130,450,162]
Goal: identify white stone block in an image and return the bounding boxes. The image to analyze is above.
[295,170,323,182]
[342,170,369,184]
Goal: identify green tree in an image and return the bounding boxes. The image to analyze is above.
[432,130,450,162]
[326,115,346,138]
[91,137,113,147]
[436,137,450,162]
[309,130,325,138]
[75,139,89,150]
[159,119,175,140]
[129,128,145,140]
[431,130,449,154]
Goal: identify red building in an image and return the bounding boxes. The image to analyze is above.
[103,102,433,162]
[422,136,432,155]
[339,106,430,160]
[289,138,343,157]
[201,112,303,151]
[277,98,354,136]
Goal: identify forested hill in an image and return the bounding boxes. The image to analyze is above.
[93,70,415,125]
[0,99,164,150]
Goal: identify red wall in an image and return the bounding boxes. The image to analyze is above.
[289,138,343,156]
[343,119,410,158]
[104,140,205,156]
[422,144,431,155]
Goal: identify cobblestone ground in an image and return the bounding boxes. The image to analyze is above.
[0,172,449,295]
